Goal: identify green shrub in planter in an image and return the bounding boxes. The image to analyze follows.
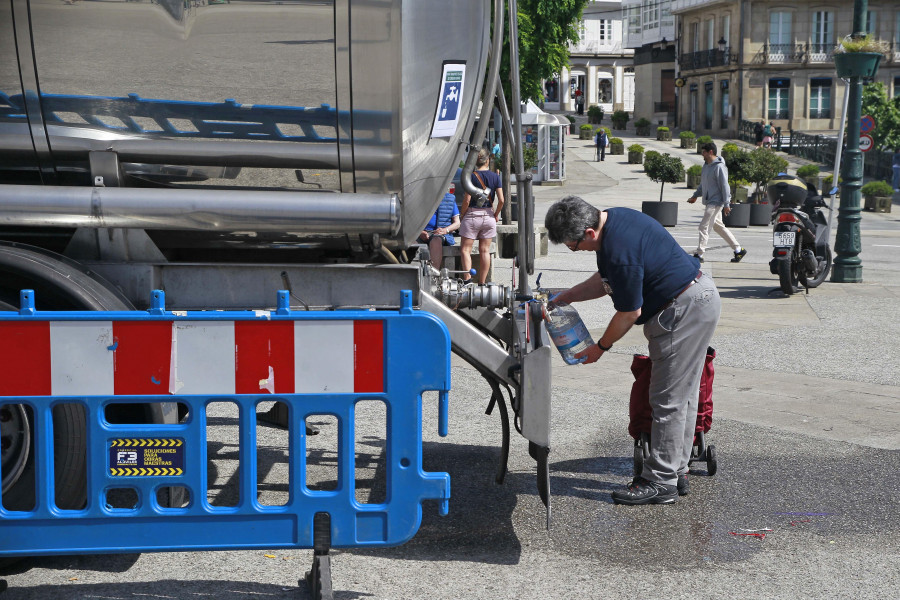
[686,164,702,189]
[579,123,594,140]
[627,144,645,164]
[797,164,821,189]
[679,130,696,149]
[611,110,629,130]
[861,180,894,212]
[823,174,843,192]
[609,137,625,155]
[657,126,671,141]
[679,131,696,140]
[745,148,789,199]
[644,153,684,201]
[587,105,604,124]
[634,117,652,136]
[695,135,713,154]
[721,143,750,182]
[796,165,820,178]
[861,181,894,196]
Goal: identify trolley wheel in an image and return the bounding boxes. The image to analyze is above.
[633,444,643,476]
[706,444,717,476]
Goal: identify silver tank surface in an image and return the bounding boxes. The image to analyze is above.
[0,0,489,246]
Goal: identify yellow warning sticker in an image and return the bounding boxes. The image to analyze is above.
[109,439,184,476]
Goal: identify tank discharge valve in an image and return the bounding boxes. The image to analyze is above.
[435,277,510,310]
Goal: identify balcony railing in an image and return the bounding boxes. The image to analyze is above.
[678,47,737,71]
[808,42,834,62]
[654,101,675,114]
[754,43,807,64]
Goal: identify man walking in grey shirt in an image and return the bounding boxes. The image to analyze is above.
[687,142,746,263]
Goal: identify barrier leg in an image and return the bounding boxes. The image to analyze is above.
[303,512,334,600]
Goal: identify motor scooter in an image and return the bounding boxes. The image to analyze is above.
[767,175,832,295]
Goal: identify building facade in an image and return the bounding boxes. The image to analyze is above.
[543,0,635,114]
[622,0,678,124]
[672,0,900,137]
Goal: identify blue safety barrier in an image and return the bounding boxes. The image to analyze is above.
[0,289,450,557]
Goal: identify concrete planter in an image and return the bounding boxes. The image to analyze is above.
[579,128,593,140]
[722,203,750,228]
[627,151,644,164]
[750,203,771,226]
[680,137,696,150]
[610,143,625,155]
[635,126,651,136]
[686,173,701,189]
[642,201,678,227]
[801,175,821,192]
[864,195,892,213]
[611,120,628,131]
[657,131,672,141]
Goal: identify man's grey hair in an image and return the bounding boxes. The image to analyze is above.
[544,196,600,244]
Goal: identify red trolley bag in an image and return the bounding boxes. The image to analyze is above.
[628,346,718,476]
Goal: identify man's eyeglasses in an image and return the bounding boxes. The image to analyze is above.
[565,233,585,251]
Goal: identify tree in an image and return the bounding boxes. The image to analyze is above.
[497,1,587,223]
[644,154,685,202]
[744,148,789,198]
[500,0,588,104]
[861,82,900,151]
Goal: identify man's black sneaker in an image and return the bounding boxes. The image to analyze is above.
[611,477,677,505]
[731,248,747,263]
[677,473,689,496]
[693,254,704,263]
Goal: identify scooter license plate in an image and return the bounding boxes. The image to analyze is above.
[773,231,796,247]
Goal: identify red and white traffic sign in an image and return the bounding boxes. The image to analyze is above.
[860,115,875,134]
[859,133,874,152]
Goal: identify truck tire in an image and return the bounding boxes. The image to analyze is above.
[0,243,132,566]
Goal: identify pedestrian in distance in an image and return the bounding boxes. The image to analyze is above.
[545,196,721,505]
[595,128,609,162]
[460,148,504,284]
[418,183,460,270]
[575,89,584,116]
[754,121,764,148]
[762,122,774,149]
[892,149,900,193]
[687,142,746,263]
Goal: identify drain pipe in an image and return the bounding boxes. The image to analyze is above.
[459,0,505,203]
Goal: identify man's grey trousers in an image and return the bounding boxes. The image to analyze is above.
[641,271,721,487]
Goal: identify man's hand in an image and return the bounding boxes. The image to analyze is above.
[687,196,698,204]
[723,205,731,216]
[575,344,603,364]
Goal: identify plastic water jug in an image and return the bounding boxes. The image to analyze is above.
[544,301,594,365]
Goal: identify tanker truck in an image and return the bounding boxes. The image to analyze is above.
[0,0,553,596]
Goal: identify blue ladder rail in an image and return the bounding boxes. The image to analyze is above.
[0,289,450,557]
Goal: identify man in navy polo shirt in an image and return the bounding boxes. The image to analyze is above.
[545,196,721,505]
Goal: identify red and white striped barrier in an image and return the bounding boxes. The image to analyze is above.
[0,320,384,397]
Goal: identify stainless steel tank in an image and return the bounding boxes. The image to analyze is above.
[0,0,490,246]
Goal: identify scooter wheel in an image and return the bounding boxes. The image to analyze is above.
[707,444,718,476]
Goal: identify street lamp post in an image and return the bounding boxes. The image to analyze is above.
[831,0,868,283]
